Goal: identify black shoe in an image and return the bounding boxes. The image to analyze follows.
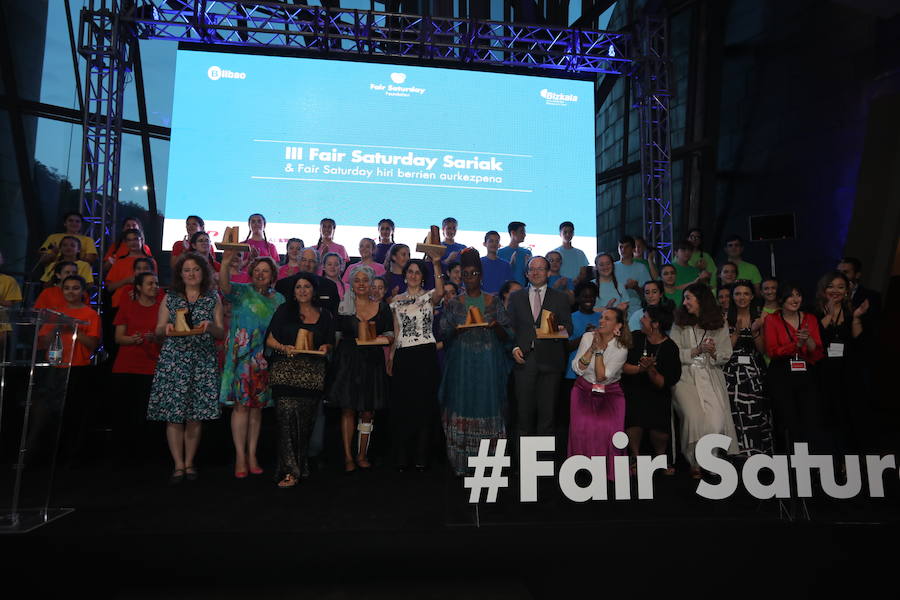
[185,466,198,481]
[169,469,185,485]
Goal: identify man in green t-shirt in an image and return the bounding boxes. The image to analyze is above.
[723,234,762,294]
[673,240,704,289]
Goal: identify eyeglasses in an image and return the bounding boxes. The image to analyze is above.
[462,270,480,278]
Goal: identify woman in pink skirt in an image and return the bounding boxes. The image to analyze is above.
[568,307,632,480]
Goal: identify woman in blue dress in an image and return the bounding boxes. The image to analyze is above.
[439,249,512,475]
[148,253,225,484]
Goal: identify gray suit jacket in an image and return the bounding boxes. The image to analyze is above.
[508,286,573,372]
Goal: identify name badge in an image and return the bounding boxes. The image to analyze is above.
[827,343,844,358]
[789,359,807,372]
[738,355,751,365]
[591,384,606,395]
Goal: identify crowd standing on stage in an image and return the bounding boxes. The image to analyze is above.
[0,210,886,489]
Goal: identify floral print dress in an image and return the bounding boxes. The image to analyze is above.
[148,290,221,423]
[219,283,284,408]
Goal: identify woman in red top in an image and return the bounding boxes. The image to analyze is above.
[764,282,825,452]
[170,215,206,271]
[112,272,164,460]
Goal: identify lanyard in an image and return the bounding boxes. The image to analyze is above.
[781,312,803,359]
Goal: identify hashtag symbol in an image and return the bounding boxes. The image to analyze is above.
[464,439,510,503]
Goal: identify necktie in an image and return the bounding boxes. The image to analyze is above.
[531,287,542,322]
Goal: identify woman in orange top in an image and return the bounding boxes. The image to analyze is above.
[32,275,101,463]
[764,282,825,452]
[105,229,157,293]
[103,217,152,271]
[34,262,80,310]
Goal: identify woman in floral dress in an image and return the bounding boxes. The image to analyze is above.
[219,250,285,478]
[148,253,225,484]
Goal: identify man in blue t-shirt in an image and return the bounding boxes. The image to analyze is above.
[480,230,512,294]
[440,217,466,266]
[552,220,590,280]
[497,221,532,286]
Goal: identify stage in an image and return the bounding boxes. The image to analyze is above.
[5,413,898,598]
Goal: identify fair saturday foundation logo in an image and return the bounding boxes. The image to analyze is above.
[370,72,426,97]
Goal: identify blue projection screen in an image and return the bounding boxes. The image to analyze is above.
[164,49,597,256]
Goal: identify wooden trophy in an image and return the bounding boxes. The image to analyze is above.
[356,320,386,345]
[457,305,491,329]
[215,226,251,252]
[169,308,204,336]
[293,328,326,355]
[416,225,445,259]
[535,309,568,339]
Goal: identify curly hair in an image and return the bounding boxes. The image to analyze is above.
[171,252,214,296]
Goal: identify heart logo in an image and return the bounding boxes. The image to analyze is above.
[390,73,406,84]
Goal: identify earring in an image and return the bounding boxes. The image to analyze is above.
[615,329,621,337]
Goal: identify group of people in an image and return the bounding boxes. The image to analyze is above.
[2,211,882,487]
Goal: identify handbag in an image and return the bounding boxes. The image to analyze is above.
[269,353,327,396]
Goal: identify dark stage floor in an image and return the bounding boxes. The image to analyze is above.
[4,423,899,599]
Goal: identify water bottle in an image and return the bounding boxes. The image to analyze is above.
[48,329,63,365]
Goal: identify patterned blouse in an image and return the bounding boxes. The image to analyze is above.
[390,291,435,349]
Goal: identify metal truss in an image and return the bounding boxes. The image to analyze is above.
[76,1,637,288]
[633,14,674,264]
[78,0,131,296]
[122,1,630,74]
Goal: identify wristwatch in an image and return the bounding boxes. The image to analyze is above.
[594,350,604,356]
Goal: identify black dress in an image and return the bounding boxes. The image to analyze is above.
[266,304,335,482]
[621,332,681,433]
[328,302,393,411]
[816,310,863,454]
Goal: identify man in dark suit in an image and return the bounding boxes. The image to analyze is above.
[508,255,573,442]
[275,247,339,315]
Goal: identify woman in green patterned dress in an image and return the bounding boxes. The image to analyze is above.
[219,249,284,478]
[148,253,225,484]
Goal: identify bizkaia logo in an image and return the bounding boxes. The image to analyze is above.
[207,65,247,81]
[540,88,578,106]
[370,72,426,97]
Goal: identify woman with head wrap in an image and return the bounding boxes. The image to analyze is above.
[438,248,512,476]
[328,263,394,472]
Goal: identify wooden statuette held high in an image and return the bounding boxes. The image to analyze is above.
[536,309,567,339]
[215,225,251,252]
[416,225,445,258]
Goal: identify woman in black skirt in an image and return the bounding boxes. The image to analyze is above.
[387,255,443,471]
[265,273,334,488]
[621,304,681,474]
[329,264,394,472]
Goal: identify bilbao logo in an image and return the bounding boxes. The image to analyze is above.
[207,65,247,81]
[540,88,578,106]
[390,72,407,84]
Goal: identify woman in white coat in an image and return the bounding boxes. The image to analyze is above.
[670,282,737,478]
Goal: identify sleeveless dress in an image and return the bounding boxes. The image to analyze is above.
[723,326,773,455]
[328,302,393,411]
[147,290,221,422]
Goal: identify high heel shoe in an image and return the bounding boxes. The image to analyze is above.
[249,465,264,475]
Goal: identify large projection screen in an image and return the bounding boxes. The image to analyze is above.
[163,48,597,258]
